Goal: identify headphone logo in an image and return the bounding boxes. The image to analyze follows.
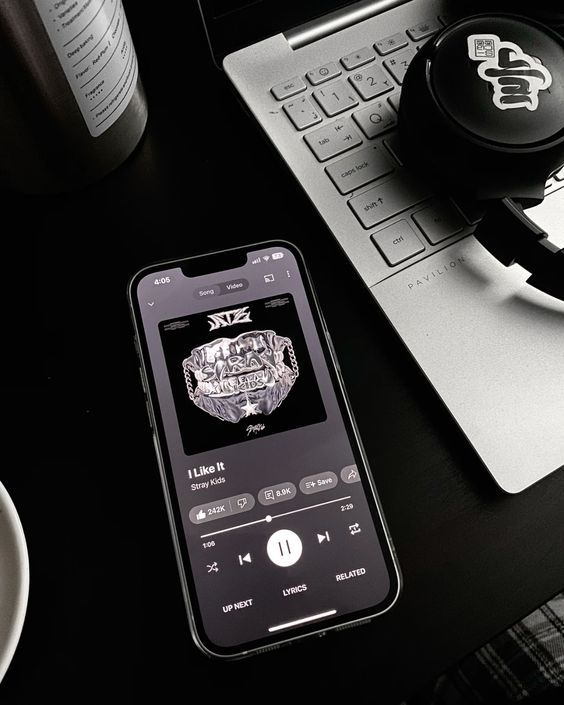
[467,34,552,111]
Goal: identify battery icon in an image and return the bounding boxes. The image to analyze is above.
[272,252,284,260]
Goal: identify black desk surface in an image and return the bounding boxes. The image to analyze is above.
[2,3,563,703]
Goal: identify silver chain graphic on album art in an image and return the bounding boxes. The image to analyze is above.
[182,330,299,423]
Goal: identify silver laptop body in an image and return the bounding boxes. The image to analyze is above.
[204,0,564,493]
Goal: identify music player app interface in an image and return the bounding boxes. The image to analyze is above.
[135,245,398,652]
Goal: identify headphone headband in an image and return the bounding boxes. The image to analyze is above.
[475,199,564,299]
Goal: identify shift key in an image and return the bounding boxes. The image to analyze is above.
[304,118,362,162]
[348,173,431,228]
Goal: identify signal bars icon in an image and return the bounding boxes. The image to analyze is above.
[251,257,261,265]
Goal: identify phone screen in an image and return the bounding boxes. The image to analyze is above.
[131,243,400,656]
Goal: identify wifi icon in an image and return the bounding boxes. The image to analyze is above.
[263,255,270,262]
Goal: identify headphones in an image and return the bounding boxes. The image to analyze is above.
[399,13,564,301]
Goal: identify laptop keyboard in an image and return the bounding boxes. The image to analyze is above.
[268,14,564,280]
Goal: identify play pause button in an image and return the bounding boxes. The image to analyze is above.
[317,531,331,544]
[238,553,252,565]
[267,529,303,567]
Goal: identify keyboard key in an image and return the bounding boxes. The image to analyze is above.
[352,101,397,139]
[374,33,409,56]
[325,145,394,194]
[271,76,307,101]
[313,81,359,117]
[407,18,442,41]
[341,47,375,70]
[371,220,425,265]
[307,62,342,86]
[349,65,394,101]
[348,173,431,228]
[304,119,362,162]
[384,48,417,84]
[412,200,465,244]
[283,96,323,130]
[388,93,401,113]
[383,134,404,165]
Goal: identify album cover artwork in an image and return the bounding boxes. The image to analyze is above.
[159,294,326,455]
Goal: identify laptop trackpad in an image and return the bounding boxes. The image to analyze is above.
[373,198,564,493]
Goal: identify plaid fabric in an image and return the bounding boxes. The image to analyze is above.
[406,593,564,704]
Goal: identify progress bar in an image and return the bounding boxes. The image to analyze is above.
[268,609,337,633]
[200,495,352,539]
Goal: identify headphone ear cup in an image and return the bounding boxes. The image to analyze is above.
[398,14,564,201]
[397,42,438,177]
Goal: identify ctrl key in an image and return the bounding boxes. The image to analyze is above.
[304,118,362,161]
[371,220,425,266]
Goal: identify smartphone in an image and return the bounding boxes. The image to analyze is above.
[128,241,401,658]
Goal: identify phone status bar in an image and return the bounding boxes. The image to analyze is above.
[249,250,285,265]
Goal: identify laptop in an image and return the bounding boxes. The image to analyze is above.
[197,0,564,493]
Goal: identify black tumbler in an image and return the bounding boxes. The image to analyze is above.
[0,0,148,193]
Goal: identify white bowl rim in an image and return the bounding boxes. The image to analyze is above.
[0,480,30,683]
